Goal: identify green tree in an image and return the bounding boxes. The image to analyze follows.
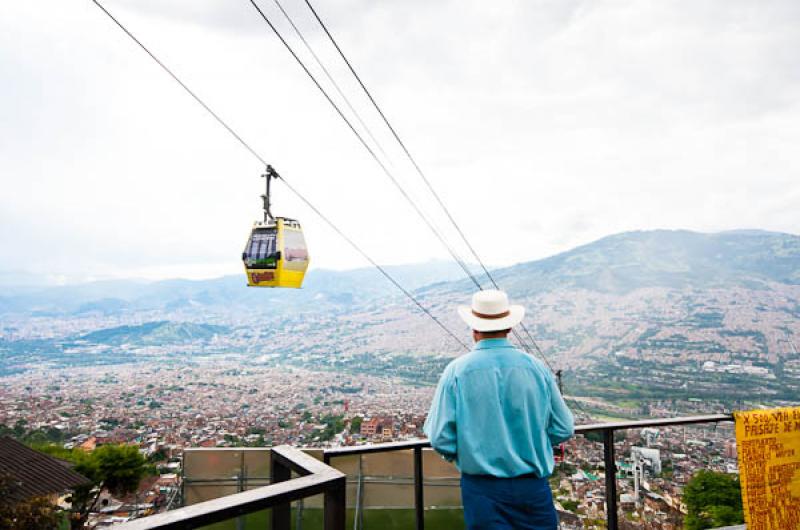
[90,445,149,497]
[23,427,68,445]
[149,448,167,462]
[318,414,345,442]
[561,499,579,513]
[684,470,744,530]
[39,444,149,530]
[350,416,363,434]
[29,443,77,461]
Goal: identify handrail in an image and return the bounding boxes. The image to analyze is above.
[574,413,733,432]
[324,413,735,530]
[113,445,345,530]
[326,438,429,456]
[113,414,737,530]
[323,413,735,457]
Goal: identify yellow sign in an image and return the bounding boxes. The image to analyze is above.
[735,407,800,529]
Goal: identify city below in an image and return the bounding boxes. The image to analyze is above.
[0,360,741,529]
[1,229,798,528]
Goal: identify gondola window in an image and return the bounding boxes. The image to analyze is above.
[245,228,278,268]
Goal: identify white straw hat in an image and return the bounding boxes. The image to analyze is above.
[457,289,525,332]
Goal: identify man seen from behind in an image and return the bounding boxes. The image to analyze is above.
[424,289,574,530]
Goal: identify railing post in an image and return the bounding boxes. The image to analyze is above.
[603,429,618,530]
[322,452,346,530]
[324,475,346,530]
[357,455,364,530]
[414,446,424,530]
[271,449,291,530]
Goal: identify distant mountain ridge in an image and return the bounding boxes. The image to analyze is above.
[486,229,800,296]
[79,321,228,346]
[1,230,798,317]
[2,229,799,401]
[322,229,800,406]
[0,261,473,316]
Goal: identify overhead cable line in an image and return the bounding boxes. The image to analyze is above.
[89,0,467,351]
[245,0,482,293]
[250,0,547,363]
[302,0,559,374]
[90,1,269,168]
[269,0,391,163]
[275,1,574,409]
[303,0,490,284]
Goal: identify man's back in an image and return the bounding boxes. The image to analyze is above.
[424,338,574,478]
[427,290,574,529]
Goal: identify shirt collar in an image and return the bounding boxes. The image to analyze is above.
[474,338,512,350]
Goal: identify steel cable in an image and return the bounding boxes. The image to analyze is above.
[279,1,585,418]
[246,0,482,292]
[270,0,391,163]
[90,0,467,351]
[301,0,560,374]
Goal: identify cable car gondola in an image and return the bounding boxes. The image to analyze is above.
[242,166,309,288]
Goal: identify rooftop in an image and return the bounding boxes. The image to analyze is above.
[0,435,90,501]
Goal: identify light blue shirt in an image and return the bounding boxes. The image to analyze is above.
[423,338,574,478]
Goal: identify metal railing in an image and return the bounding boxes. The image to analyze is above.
[323,413,735,530]
[114,413,734,530]
[575,413,734,529]
[114,445,346,530]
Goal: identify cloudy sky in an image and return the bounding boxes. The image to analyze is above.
[2,0,798,284]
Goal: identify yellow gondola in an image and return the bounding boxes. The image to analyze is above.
[242,167,309,288]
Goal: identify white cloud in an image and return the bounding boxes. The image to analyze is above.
[1,0,798,282]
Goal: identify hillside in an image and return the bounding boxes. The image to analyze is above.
[425,229,800,296]
[3,230,797,315]
[355,229,800,350]
[2,229,799,405]
[323,230,800,405]
[79,321,228,346]
[0,261,470,316]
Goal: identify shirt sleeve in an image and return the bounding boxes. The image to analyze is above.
[546,372,575,445]
[423,364,458,461]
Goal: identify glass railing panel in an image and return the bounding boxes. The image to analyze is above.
[185,484,241,505]
[130,419,741,529]
[422,448,463,527]
[242,448,272,487]
[361,448,415,509]
[550,420,738,528]
[197,509,271,530]
[184,448,271,505]
[327,452,360,477]
[184,448,248,480]
[549,432,609,526]
[423,509,465,529]
[327,449,415,529]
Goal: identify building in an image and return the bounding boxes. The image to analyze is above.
[0,436,90,504]
[360,417,394,440]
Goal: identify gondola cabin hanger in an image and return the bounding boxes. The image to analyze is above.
[242,166,309,288]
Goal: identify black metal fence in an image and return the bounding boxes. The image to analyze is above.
[115,413,734,530]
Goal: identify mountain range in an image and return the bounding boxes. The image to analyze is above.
[3,229,798,316]
[2,229,799,404]
[0,260,471,316]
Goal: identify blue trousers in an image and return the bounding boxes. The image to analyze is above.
[460,473,558,530]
